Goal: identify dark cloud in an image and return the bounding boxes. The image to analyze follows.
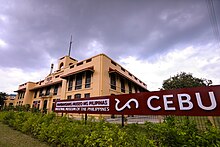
[0,0,219,70]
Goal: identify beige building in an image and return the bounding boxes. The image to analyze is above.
[4,94,16,107]
[14,54,148,112]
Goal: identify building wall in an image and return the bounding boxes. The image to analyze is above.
[14,54,148,113]
[4,94,16,107]
[63,54,102,98]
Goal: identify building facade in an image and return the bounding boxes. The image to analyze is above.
[14,54,148,112]
[4,94,16,107]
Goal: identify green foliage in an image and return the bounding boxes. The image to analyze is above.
[2,105,40,113]
[201,124,220,146]
[0,111,7,121]
[2,105,15,111]
[0,111,220,146]
[84,121,133,147]
[123,123,156,147]
[162,72,212,90]
[0,92,7,109]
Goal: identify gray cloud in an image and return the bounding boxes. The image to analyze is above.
[0,0,219,70]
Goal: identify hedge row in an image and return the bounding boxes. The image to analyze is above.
[0,111,220,146]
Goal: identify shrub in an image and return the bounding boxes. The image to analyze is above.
[1,111,220,146]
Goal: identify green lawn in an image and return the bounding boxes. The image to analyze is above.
[0,122,50,147]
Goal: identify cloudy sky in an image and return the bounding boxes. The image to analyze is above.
[0,0,220,94]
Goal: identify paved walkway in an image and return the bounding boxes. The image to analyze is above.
[0,122,49,147]
[106,115,163,124]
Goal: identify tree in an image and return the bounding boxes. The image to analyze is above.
[0,92,7,109]
[162,72,212,90]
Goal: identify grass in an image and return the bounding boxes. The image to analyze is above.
[0,122,49,147]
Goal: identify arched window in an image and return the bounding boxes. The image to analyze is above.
[59,62,64,69]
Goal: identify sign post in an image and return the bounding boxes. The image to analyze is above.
[122,115,125,127]
[85,113,87,125]
[55,85,220,117]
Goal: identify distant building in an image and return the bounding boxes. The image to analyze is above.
[14,53,148,112]
[4,94,16,106]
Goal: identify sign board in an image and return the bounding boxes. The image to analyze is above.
[54,85,220,116]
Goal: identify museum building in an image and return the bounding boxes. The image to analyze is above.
[14,53,148,112]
